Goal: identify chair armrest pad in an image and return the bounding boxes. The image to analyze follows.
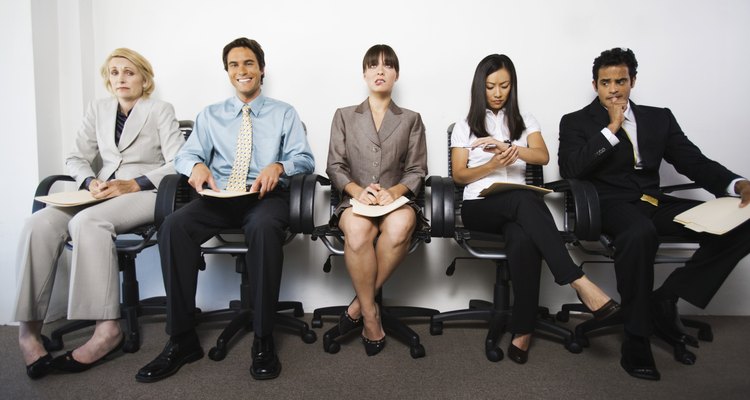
[546,178,601,241]
[32,175,75,213]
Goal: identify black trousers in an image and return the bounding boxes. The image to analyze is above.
[462,190,584,333]
[158,190,290,337]
[600,196,750,337]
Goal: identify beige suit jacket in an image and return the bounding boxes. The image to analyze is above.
[326,99,427,207]
[66,97,184,189]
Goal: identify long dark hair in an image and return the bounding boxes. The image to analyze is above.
[467,54,525,140]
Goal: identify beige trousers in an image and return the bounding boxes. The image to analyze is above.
[13,191,157,321]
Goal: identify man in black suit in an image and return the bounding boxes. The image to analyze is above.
[558,47,750,381]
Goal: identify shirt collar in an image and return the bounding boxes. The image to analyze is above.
[485,108,505,119]
[230,93,266,118]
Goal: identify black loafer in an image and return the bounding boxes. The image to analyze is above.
[250,335,281,380]
[592,299,621,322]
[50,337,124,373]
[136,337,204,383]
[26,354,53,379]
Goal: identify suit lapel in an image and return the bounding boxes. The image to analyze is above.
[354,100,381,146]
[101,98,119,153]
[377,100,403,143]
[117,97,151,151]
[586,98,610,129]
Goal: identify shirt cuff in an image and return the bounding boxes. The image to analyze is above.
[82,176,95,190]
[727,178,747,196]
[135,175,155,191]
[600,127,620,146]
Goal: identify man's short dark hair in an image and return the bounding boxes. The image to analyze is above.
[222,37,266,83]
[592,47,638,81]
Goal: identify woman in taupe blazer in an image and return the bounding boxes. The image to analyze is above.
[15,48,184,378]
[326,44,427,356]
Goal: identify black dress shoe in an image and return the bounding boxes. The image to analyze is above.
[652,297,698,347]
[507,342,529,364]
[136,337,204,383]
[250,335,281,380]
[620,335,660,381]
[26,354,52,379]
[50,337,124,373]
[361,334,386,356]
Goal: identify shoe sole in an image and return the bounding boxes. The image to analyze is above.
[135,350,204,383]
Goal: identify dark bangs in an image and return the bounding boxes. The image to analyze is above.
[362,44,400,73]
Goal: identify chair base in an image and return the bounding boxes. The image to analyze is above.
[431,299,581,362]
[314,301,438,359]
[556,302,713,364]
[201,300,317,362]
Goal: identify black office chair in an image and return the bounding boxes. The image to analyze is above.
[309,174,438,358]
[554,180,713,364]
[154,169,318,362]
[426,123,581,362]
[36,120,194,353]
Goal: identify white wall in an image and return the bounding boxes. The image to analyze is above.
[2,0,749,324]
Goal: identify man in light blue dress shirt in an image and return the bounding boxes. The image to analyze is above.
[137,38,314,383]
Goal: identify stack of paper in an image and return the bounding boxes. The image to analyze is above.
[350,196,410,217]
[674,197,750,235]
[34,190,106,207]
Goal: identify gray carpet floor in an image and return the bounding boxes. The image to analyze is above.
[2,315,749,399]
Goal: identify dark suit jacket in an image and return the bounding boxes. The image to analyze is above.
[558,99,740,203]
[326,99,427,210]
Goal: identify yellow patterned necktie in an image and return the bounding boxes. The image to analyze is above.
[226,104,253,191]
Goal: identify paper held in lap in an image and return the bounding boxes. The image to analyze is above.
[199,189,260,199]
[478,182,552,197]
[350,196,410,217]
[35,190,106,207]
[674,197,750,235]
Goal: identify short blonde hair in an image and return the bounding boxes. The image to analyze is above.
[100,48,155,96]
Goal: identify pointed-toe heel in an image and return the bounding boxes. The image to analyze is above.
[339,310,363,336]
[26,354,53,379]
[361,334,386,356]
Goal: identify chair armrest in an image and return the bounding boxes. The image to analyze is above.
[155,174,189,229]
[545,178,601,241]
[32,175,76,213]
[661,182,700,194]
[289,173,326,235]
[426,175,455,238]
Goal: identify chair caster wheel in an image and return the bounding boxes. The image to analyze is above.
[122,339,140,353]
[208,346,226,361]
[410,344,426,359]
[486,347,504,362]
[555,311,569,322]
[674,345,696,365]
[575,335,590,348]
[42,335,63,352]
[302,330,317,344]
[324,340,340,354]
[311,318,323,329]
[429,322,443,336]
[565,339,583,354]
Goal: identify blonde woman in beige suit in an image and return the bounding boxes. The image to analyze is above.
[326,44,427,356]
[15,48,184,378]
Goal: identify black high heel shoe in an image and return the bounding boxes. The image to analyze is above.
[339,309,363,336]
[51,336,124,373]
[26,353,53,379]
[361,334,386,356]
